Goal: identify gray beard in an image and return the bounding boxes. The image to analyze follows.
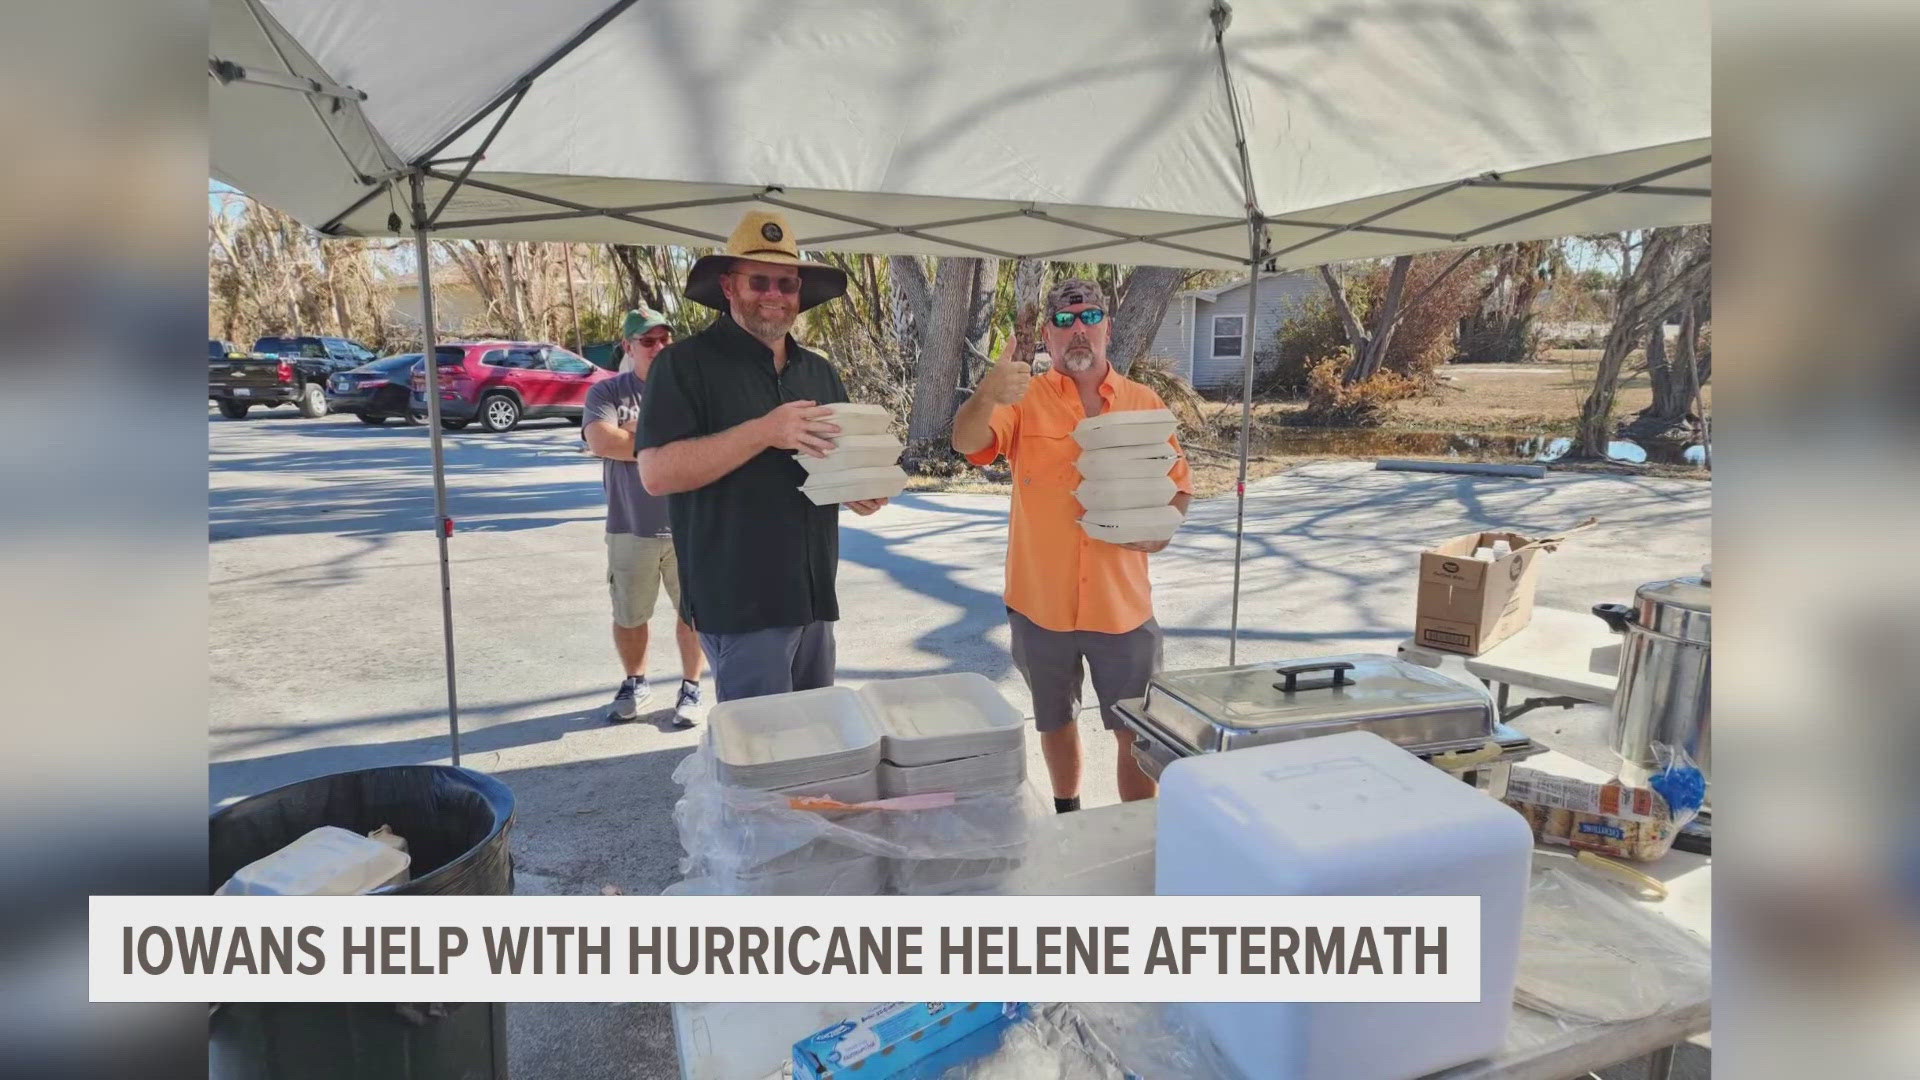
[1061,349,1098,373]
[736,309,796,344]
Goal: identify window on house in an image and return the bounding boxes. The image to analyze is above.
[1211,315,1244,359]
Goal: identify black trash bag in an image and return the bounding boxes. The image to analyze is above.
[209,767,516,1080]
[210,765,515,896]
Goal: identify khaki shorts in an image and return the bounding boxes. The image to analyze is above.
[607,533,681,628]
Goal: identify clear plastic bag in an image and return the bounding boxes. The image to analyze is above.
[667,736,1045,896]
[935,1002,1242,1080]
[1514,863,1711,1024]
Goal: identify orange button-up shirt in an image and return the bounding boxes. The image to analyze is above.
[965,365,1193,634]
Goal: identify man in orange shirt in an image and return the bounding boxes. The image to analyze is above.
[952,279,1193,811]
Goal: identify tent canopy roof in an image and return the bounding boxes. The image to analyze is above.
[212,0,1709,269]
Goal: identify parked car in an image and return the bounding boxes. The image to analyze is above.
[209,335,377,419]
[410,341,613,432]
[327,354,425,425]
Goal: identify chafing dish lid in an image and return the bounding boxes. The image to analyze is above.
[1144,654,1493,732]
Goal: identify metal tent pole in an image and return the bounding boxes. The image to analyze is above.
[408,171,463,765]
[1229,245,1262,666]
[1211,1,1266,666]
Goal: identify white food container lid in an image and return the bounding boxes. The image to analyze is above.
[817,403,892,435]
[860,673,1027,765]
[1076,443,1180,480]
[1075,476,1178,511]
[710,686,882,784]
[794,434,903,473]
[1079,504,1183,544]
[1074,409,1178,450]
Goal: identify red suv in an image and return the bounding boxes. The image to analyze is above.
[411,341,614,432]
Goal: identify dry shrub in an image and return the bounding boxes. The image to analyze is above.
[1266,294,1349,396]
[1301,351,1422,427]
[1129,355,1206,437]
[1263,252,1489,396]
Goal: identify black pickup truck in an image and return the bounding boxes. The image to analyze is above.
[209,335,377,419]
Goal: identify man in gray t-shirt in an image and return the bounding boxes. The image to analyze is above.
[582,306,706,726]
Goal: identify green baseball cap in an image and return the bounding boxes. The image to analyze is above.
[621,305,671,338]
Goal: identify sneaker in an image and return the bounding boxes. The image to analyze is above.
[608,675,652,722]
[671,679,702,728]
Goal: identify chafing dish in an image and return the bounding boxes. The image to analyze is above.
[1117,655,1543,794]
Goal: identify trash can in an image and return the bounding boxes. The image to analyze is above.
[208,765,516,1080]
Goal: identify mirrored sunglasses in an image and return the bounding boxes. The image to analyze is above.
[736,272,802,295]
[1050,307,1106,328]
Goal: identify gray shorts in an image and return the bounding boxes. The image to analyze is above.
[1006,607,1163,733]
[698,620,836,703]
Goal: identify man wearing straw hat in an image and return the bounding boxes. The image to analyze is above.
[637,209,887,703]
[952,278,1193,811]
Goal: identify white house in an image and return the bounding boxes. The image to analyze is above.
[1145,272,1322,391]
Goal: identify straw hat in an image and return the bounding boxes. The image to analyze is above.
[684,209,848,313]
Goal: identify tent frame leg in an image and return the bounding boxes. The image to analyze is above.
[408,171,462,766]
[1211,0,1267,666]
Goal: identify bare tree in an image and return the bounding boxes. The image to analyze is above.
[1106,265,1187,375]
[1009,258,1045,362]
[904,257,975,444]
[962,257,999,385]
[1574,227,1712,457]
[889,254,933,366]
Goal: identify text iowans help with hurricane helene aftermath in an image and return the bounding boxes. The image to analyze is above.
[123,922,1449,978]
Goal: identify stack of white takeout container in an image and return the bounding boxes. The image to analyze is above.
[699,675,1033,895]
[866,673,1030,895]
[708,687,886,895]
[796,403,908,505]
[1073,408,1183,545]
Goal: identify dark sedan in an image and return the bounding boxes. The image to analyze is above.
[326,354,425,425]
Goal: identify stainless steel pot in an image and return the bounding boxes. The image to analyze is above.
[1593,565,1711,785]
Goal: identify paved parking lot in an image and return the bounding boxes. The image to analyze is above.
[209,408,1711,1079]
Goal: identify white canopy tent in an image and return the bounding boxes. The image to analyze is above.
[212,0,1710,760]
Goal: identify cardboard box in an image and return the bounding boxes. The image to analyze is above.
[1412,519,1595,654]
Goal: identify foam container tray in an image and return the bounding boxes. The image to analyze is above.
[818,402,892,436]
[1074,475,1178,511]
[800,465,908,506]
[795,433,903,474]
[710,686,882,789]
[1076,444,1180,480]
[718,854,885,896]
[767,768,881,803]
[887,852,1024,896]
[860,672,1026,766]
[1080,504,1184,545]
[1074,408,1178,450]
[879,751,1026,797]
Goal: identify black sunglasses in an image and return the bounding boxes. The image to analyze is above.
[1050,307,1106,328]
[733,272,802,295]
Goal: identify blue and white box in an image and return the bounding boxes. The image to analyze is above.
[792,1002,1025,1080]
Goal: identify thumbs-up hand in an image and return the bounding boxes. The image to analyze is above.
[978,348,1033,406]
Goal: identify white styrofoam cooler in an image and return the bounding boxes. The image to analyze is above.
[1154,730,1532,1080]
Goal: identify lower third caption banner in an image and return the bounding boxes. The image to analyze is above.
[92,894,1479,1003]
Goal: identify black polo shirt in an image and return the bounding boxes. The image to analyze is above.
[637,315,850,635]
